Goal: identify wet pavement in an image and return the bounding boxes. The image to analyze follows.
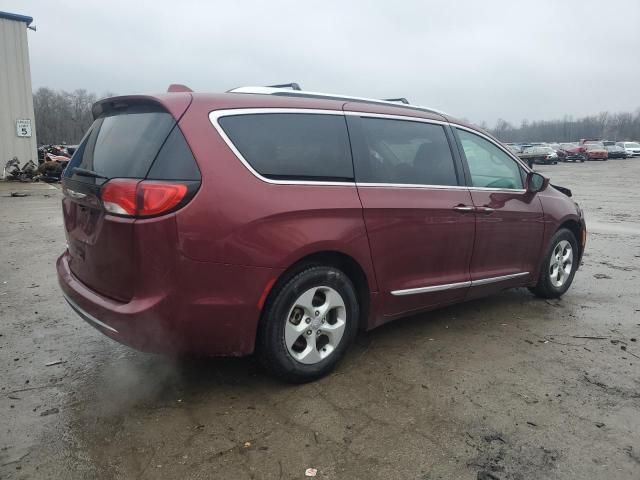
[1,159,639,479]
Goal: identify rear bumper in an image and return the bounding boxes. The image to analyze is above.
[57,250,281,356]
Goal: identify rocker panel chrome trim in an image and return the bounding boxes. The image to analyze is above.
[391,272,530,296]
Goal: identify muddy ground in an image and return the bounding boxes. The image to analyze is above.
[1,159,639,480]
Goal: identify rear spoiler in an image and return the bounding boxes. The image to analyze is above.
[92,94,192,121]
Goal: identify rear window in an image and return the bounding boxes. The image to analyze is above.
[66,103,176,180]
[218,113,353,181]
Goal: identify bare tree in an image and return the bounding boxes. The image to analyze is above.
[489,110,640,143]
[33,88,101,145]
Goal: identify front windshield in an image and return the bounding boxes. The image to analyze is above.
[625,142,640,148]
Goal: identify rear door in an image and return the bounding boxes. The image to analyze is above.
[453,127,544,298]
[61,100,195,301]
[346,111,475,320]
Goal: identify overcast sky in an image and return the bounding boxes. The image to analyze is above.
[5,0,640,125]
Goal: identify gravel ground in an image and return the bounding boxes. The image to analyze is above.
[1,159,639,479]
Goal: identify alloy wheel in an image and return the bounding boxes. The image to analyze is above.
[549,240,573,288]
[284,286,347,364]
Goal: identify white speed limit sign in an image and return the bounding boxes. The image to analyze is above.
[16,119,32,137]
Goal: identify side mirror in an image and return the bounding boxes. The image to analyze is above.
[527,172,549,193]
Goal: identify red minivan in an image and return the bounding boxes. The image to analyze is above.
[57,85,586,382]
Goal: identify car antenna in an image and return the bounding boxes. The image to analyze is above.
[383,97,410,104]
[167,84,193,93]
[267,83,302,91]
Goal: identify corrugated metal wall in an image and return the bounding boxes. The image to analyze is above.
[0,17,37,168]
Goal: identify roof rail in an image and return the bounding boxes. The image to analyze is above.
[383,97,410,105]
[267,83,302,91]
[227,86,448,117]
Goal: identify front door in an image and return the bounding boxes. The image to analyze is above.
[454,128,545,298]
[345,111,476,323]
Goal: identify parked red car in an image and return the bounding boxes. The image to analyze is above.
[583,143,608,161]
[57,85,587,382]
[557,143,587,162]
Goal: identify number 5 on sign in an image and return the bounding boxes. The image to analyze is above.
[16,119,32,137]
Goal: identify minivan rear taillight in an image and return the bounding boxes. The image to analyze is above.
[101,179,190,218]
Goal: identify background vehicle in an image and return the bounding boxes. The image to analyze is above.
[605,145,628,159]
[56,85,586,382]
[584,143,608,160]
[521,146,558,164]
[558,143,586,162]
[505,144,521,154]
[616,141,640,156]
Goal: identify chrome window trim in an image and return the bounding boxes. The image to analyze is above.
[209,108,355,187]
[344,110,447,125]
[391,272,530,296]
[356,182,468,190]
[355,183,525,193]
[469,187,527,193]
[208,108,530,191]
[451,123,533,174]
[63,293,119,333]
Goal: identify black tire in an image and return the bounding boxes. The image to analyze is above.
[529,228,579,299]
[257,265,359,383]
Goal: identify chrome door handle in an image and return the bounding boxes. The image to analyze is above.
[478,207,495,214]
[453,205,474,212]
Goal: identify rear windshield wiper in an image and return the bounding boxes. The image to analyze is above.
[73,167,109,180]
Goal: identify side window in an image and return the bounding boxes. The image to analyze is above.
[218,113,353,181]
[355,117,458,186]
[457,129,524,189]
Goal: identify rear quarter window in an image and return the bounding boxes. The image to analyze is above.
[218,113,354,181]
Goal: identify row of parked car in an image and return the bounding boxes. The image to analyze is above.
[505,140,640,164]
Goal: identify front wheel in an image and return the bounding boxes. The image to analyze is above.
[257,266,359,383]
[529,229,579,299]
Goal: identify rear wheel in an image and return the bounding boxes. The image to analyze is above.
[257,266,359,383]
[529,229,579,299]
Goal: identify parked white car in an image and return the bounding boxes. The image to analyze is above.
[616,141,640,156]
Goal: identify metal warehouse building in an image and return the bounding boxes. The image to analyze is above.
[0,11,36,170]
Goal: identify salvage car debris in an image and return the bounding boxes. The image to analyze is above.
[4,144,72,183]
